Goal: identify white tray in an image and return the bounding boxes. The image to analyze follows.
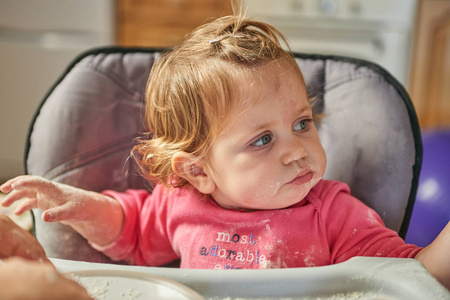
[67,269,203,300]
[53,257,450,300]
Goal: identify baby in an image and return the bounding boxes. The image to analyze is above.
[1,11,449,289]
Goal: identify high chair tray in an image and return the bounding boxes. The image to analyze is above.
[53,257,450,300]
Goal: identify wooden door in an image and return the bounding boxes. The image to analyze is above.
[409,0,450,129]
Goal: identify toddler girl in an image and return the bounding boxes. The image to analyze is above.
[1,12,449,289]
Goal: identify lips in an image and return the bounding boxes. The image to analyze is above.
[288,170,314,185]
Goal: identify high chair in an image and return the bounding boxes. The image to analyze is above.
[25,47,422,263]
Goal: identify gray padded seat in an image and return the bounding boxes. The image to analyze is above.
[26,48,422,263]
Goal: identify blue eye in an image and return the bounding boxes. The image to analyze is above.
[251,134,272,147]
[294,120,310,131]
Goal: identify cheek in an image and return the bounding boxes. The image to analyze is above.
[224,156,276,192]
[233,151,273,172]
[311,143,327,174]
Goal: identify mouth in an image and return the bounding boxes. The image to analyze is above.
[288,170,314,186]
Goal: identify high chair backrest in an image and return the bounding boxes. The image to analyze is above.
[26,47,422,262]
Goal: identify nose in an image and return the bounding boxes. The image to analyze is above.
[281,136,308,165]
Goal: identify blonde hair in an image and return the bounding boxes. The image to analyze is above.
[132,13,304,187]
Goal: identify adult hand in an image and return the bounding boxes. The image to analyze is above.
[0,257,93,300]
[415,221,450,291]
[0,214,48,262]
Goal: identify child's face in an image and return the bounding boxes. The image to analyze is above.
[205,61,327,210]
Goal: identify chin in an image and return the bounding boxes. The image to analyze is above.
[255,196,304,211]
[279,188,311,208]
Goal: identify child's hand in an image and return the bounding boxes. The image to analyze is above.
[1,175,85,221]
[1,175,124,246]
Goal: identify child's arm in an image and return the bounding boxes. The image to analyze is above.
[415,221,450,290]
[0,175,123,247]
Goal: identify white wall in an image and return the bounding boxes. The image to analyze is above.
[0,0,115,181]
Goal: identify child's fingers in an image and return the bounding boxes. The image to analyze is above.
[14,198,38,215]
[1,189,36,207]
[9,176,53,193]
[0,175,31,193]
[42,209,58,222]
[42,205,86,223]
[0,181,12,193]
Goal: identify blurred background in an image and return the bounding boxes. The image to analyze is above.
[0,0,449,243]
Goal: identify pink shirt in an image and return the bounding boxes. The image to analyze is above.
[94,180,420,269]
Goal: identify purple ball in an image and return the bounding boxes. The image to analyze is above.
[405,130,450,247]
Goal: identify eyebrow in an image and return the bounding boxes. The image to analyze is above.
[248,103,312,127]
[295,104,313,117]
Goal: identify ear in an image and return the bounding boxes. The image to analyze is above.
[172,151,215,194]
